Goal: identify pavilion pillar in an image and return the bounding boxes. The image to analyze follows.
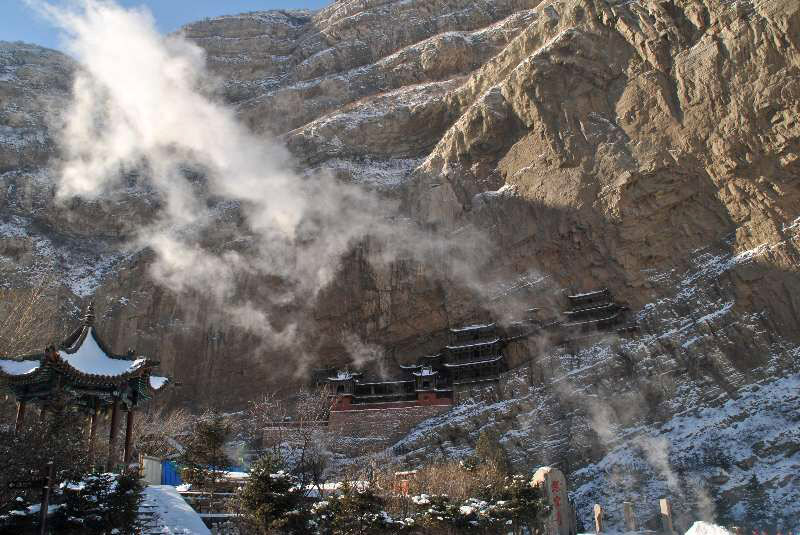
[107,399,120,471]
[123,408,135,466]
[14,400,26,434]
[87,402,99,462]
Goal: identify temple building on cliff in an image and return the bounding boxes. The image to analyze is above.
[561,288,628,330]
[318,289,635,412]
[318,323,507,412]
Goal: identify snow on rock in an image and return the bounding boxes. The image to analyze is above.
[383,239,800,529]
[685,522,733,535]
[311,156,424,188]
[140,485,210,535]
[572,373,800,529]
[0,213,132,297]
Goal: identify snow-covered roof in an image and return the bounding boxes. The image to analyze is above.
[0,359,40,376]
[564,302,618,315]
[443,356,503,368]
[449,322,495,333]
[567,288,609,299]
[0,306,168,394]
[561,311,622,328]
[62,327,147,377]
[328,370,360,381]
[150,376,169,390]
[446,337,501,350]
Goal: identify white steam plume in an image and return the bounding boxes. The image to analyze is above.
[31,0,498,364]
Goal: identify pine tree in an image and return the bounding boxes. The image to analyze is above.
[234,453,308,535]
[178,410,233,491]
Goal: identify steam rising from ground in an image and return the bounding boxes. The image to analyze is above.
[32,0,496,367]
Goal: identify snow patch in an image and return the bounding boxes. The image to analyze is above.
[685,521,733,535]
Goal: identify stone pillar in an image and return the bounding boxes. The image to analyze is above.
[593,504,604,534]
[123,409,135,465]
[107,399,120,471]
[14,400,26,433]
[623,502,636,532]
[659,498,674,535]
[531,466,572,535]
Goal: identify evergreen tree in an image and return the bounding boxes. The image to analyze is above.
[178,410,233,491]
[53,472,144,534]
[234,453,308,535]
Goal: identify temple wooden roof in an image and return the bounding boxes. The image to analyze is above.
[443,356,503,368]
[445,337,501,350]
[449,322,496,333]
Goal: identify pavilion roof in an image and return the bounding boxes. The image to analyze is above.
[0,305,160,388]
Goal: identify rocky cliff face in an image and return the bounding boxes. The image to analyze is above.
[1,0,799,523]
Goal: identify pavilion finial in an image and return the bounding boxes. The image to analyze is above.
[83,302,95,326]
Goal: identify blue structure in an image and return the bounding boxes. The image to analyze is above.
[160,461,245,486]
[161,460,182,485]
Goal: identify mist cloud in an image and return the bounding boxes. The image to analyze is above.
[31,0,500,366]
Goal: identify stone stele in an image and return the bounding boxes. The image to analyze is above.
[532,466,576,535]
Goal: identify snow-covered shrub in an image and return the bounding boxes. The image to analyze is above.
[231,453,309,535]
[0,407,92,533]
[51,471,143,534]
[312,482,400,535]
[483,474,548,532]
[408,474,546,534]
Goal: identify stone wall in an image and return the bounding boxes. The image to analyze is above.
[329,404,452,456]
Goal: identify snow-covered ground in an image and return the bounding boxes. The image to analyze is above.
[140,485,210,535]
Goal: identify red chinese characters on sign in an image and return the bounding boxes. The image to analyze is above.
[551,479,563,526]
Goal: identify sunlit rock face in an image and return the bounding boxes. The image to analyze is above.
[0,2,799,518]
